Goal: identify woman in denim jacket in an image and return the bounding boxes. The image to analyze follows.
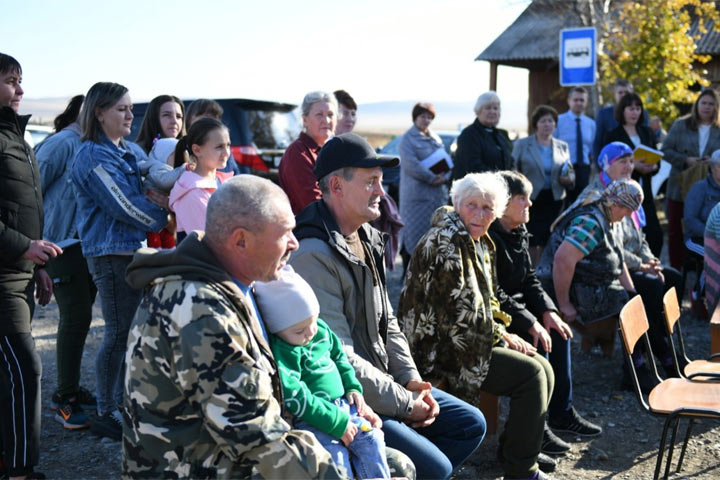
[35,95,100,429]
[71,82,168,441]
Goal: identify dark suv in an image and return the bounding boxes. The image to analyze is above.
[129,98,301,181]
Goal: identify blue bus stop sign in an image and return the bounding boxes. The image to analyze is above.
[559,27,596,86]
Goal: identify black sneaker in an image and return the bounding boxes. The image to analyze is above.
[90,410,122,441]
[541,423,570,455]
[548,408,602,437]
[537,453,556,473]
[498,446,556,473]
[51,387,97,411]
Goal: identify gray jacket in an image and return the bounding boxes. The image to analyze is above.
[661,117,720,201]
[512,134,569,201]
[398,125,448,253]
[291,200,420,419]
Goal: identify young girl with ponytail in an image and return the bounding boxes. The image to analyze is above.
[169,118,233,243]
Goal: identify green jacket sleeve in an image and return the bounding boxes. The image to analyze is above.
[324,320,363,395]
[271,335,350,439]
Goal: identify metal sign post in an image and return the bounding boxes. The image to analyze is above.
[560,27,596,86]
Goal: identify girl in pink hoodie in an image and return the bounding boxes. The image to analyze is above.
[169,118,233,243]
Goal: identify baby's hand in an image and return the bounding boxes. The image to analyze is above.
[346,391,367,416]
[341,419,358,446]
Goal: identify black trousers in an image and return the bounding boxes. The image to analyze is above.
[631,266,682,361]
[0,332,42,476]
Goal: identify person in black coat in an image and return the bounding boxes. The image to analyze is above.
[0,52,61,479]
[603,92,663,256]
[489,171,603,450]
[452,91,513,179]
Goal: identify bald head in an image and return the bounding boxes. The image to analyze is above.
[206,175,290,245]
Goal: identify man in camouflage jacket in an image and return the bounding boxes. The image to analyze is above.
[122,176,343,479]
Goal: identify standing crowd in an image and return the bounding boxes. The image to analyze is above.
[1,49,718,480]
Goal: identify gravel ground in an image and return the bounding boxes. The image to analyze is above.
[28,264,720,480]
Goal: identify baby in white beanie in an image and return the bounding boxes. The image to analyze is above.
[254,266,390,479]
[137,138,186,194]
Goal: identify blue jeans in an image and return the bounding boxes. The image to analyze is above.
[296,399,390,479]
[380,388,486,480]
[87,255,141,415]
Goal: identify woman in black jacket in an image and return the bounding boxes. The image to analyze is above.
[452,91,513,179]
[489,171,602,452]
[603,92,663,256]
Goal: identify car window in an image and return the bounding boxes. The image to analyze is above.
[247,109,301,149]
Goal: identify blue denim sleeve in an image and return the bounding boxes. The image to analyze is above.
[78,146,167,232]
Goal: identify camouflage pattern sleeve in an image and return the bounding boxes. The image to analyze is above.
[123,279,345,479]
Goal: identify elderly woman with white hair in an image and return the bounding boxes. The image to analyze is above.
[399,172,556,480]
[279,91,337,214]
[452,91,513,179]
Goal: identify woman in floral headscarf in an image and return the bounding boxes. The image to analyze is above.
[535,175,644,355]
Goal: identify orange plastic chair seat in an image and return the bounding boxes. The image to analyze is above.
[648,378,720,414]
[684,359,720,378]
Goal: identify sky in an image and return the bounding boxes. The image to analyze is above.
[5,0,532,129]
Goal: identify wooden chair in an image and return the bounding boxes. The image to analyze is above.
[662,287,720,380]
[711,301,720,355]
[619,295,720,479]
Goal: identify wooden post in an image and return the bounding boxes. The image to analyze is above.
[489,62,498,91]
[478,392,500,434]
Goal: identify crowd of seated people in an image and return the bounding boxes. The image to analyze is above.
[4,46,720,480]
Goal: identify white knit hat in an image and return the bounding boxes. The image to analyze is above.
[149,138,178,165]
[254,265,320,333]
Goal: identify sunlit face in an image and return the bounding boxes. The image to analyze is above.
[336,104,357,135]
[276,315,318,346]
[606,154,635,181]
[477,102,500,127]
[609,203,634,223]
[97,92,133,143]
[244,200,299,282]
[0,69,23,112]
[502,194,532,227]
[456,194,497,240]
[303,101,336,146]
[697,95,717,124]
[623,103,642,127]
[414,112,433,133]
[338,167,385,225]
[191,127,230,171]
[159,100,183,139]
[568,91,587,115]
[614,86,631,104]
[535,114,555,138]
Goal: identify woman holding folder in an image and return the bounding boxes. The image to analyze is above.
[399,102,449,270]
[512,105,572,264]
[603,92,663,256]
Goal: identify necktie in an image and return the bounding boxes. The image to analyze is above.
[575,117,583,165]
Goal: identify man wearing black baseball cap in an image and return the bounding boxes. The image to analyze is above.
[291,133,486,479]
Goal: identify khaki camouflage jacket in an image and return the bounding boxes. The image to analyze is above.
[122,232,342,479]
[398,207,507,399]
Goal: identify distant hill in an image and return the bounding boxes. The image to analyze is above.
[355,99,529,136]
[21,97,529,136]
